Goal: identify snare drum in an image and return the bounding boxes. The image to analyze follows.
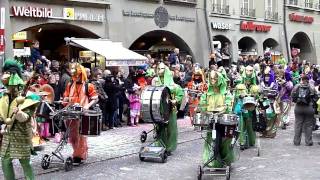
[218,114,239,126]
[80,110,102,136]
[193,112,211,127]
[243,96,256,111]
[217,114,239,138]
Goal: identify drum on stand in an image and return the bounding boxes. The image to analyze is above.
[217,114,239,138]
[80,110,102,136]
[243,96,256,111]
[141,86,172,124]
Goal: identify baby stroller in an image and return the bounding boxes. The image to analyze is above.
[196,111,239,180]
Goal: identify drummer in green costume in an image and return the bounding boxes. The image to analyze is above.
[0,60,40,180]
[199,70,235,168]
[151,62,184,154]
[235,66,258,150]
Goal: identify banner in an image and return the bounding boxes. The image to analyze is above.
[0,29,4,53]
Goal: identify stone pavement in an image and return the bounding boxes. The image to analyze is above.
[3,118,198,180]
[36,107,320,180]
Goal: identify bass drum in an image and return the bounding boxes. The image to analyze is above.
[141,86,172,124]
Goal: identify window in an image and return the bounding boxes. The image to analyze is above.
[288,0,298,5]
[241,0,255,17]
[305,0,313,8]
[212,0,229,14]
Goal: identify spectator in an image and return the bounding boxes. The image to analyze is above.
[168,48,180,66]
[57,62,71,100]
[221,42,231,67]
[291,74,317,146]
[128,84,141,126]
[209,53,216,68]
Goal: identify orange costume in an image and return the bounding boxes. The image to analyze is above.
[187,68,207,123]
[63,63,98,161]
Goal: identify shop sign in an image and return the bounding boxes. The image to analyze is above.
[240,21,271,32]
[12,6,53,18]
[63,8,75,20]
[105,60,146,66]
[79,51,94,58]
[122,6,195,28]
[289,13,313,24]
[13,47,31,57]
[12,31,27,41]
[63,8,104,22]
[0,29,4,53]
[0,7,5,29]
[211,22,232,30]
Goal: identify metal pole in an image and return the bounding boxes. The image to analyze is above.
[0,0,14,65]
[95,52,97,67]
[283,1,290,61]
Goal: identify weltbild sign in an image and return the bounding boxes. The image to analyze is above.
[12,6,53,18]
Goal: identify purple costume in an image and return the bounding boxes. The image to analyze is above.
[280,69,294,102]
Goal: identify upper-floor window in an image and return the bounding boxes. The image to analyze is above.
[212,0,229,14]
[288,0,298,5]
[241,0,255,17]
[305,0,313,8]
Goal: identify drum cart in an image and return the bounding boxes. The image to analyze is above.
[139,86,172,163]
[41,105,83,172]
[197,112,240,180]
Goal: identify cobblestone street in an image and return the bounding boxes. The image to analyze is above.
[2,109,320,180]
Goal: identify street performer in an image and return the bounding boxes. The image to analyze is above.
[199,69,235,168]
[187,63,207,124]
[151,62,184,155]
[63,63,98,164]
[0,59,40,180]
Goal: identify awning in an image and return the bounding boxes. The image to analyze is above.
[65,38,147,66]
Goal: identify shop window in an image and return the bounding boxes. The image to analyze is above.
[212,0,229,14]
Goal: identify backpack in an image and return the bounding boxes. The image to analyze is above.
[295,85,311,105]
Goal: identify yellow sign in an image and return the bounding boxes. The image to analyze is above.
[63,8,75,20]
[12,31,27,40]
[79,51,94,57]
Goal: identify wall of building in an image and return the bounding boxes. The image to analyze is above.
[107,0,209,66]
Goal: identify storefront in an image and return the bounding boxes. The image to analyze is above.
[285,10,318,63]
[107,0,208,65]
[208,17,284,63]
[8,0,110,61]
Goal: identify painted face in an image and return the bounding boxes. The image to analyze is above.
[70,64,77,76]
[264,75,270,83]
[210,71,218,85]
[157,63,166,76]
[246,68,253,77]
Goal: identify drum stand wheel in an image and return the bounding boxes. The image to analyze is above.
[41,154,51,170]
[197,165,203,180]
[140,131,147,143]
[64,157,73,172]
[225,166,231,180]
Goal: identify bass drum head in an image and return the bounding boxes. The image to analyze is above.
[141,86,172,124]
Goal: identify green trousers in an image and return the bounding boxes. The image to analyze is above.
[202,131,235,168]
[239,115,256,147]
[156,111,178,153]
[2,153,35,180]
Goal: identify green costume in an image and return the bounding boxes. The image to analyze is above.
[152,64,184,153]
[292,71,300,86]
[237,67,257,148]
[0,60,39,180]
[199,71,235,168]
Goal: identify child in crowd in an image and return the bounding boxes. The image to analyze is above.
[129,84,141,126]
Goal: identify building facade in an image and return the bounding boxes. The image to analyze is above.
[206,0,286,64]
[107,0,209,66]
[285,0,320,64]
